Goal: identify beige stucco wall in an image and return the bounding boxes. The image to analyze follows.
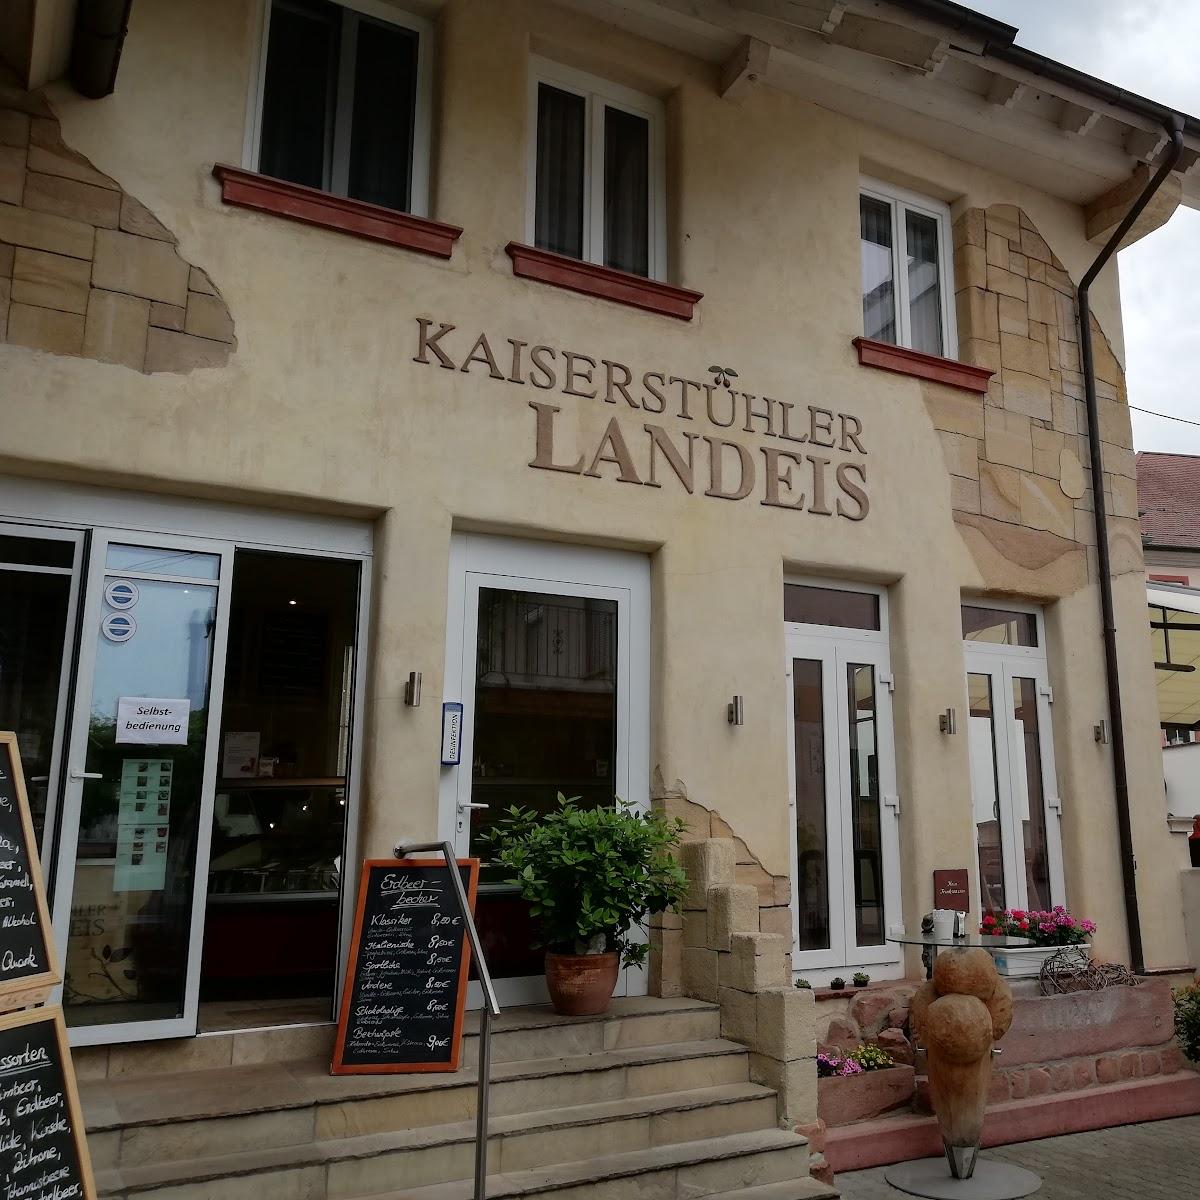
[0,0,1188,971]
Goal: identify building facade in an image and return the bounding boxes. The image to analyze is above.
[0,0,1197,1062]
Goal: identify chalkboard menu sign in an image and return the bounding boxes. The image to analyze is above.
[332,858,479,1075]
[0,735,59,1012]
[0,1005,96,1200]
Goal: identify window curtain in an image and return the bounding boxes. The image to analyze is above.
[347,18,417,212]
[859,196,896,345]
[906,210,944,356]
[603,106,650,277]
[259,0,339,191]
[535,85,586,259]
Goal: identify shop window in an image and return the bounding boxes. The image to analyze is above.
[253,0,431,215]
[529,59,666,279]
[860,179,956,358]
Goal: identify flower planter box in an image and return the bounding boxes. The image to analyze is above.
[818,1065,915,1126]
[988,944,1090,978]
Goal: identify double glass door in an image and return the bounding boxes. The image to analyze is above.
[440,535,650,1006]
[785,583,901,976]
[50,532,232,1044]
[963,605,1065,915]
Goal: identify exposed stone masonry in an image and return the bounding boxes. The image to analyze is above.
[934,203,1143,584]
[0,80,234,374]
[668,836,820,1131]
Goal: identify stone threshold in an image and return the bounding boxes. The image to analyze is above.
[824,1071,1200,1173]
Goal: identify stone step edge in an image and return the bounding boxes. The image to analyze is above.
[90,998,718,1065]
[825,1071,1200,1173]
[708,1180,839,1200]
[360,1127,812,1200]
[99,1082,779,1190]
[86,1038,751,1133]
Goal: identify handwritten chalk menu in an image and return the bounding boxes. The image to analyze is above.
[0,735,59,1012]
[331,858,479,1075]
[0,1006,96,1200]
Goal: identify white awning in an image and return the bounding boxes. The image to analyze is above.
[1148,585,1200,617]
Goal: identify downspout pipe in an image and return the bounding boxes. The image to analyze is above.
[1077,114,1184,975]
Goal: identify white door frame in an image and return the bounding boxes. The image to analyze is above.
[962,605,1065,913]
[440,534,650,1008]
[51,528,234,1046]
[783,580,902,983]
[0,521,86,871]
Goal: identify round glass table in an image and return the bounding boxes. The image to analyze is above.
[887,932,1034,979]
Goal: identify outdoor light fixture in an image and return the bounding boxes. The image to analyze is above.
[939,708,957,735]
[404,671,422,707]
[727,695,744,726]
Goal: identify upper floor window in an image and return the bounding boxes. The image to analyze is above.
[251,0,431,215]
[859,179,955,358]
[528,60,666,279]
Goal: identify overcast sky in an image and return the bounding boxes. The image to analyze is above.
[966,0,1200,455]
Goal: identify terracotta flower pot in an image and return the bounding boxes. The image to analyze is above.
[545,951,620,1016]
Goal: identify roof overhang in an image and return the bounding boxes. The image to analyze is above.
[568,0,1200,239]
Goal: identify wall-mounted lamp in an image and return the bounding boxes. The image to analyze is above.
[727,695,744,726]
[404,671,422,707]
[939,707,957,735]
[1094,719,1110,744]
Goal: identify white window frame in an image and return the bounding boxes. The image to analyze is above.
[961,600,1066,914]
[783,578,903,986]
[526,57,667,280]
[860,176,957,358]
[243,0,433,217]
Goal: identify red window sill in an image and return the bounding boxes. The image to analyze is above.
[852,336,994,395]
[505,243,702,321]
[212,165,463,259]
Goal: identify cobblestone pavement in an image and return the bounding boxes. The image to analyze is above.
[833,1116,1200,1198]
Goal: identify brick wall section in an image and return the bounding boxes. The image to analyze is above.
[938,204,1142,582]
[0,82,234,374]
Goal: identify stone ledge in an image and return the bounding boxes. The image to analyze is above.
[212,165,463,259]
[826,1072,1200,1173]
[853,336,994,394]
[506,242,703,321]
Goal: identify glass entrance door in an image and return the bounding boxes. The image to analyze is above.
[784,583,901,980]
[441,535,650,1006]
[963,605,1065,915]
[50,532,232,1044]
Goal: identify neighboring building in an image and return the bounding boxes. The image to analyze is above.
[1,0,1199,1186]
[1139,450,1200,588]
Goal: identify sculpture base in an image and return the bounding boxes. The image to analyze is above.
[884,1157,1041,1198]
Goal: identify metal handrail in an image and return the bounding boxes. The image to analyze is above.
[396,840,500,1200]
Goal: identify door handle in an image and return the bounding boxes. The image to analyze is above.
[458,802,489,811]
[70,770,103,781]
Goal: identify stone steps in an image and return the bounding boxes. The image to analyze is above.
[365,1129,823,1200]
[81,997,827,1200]
[85,1037,751,1168]
[94,1082,781,1198]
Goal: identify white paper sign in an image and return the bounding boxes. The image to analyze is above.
[116,697,191,745]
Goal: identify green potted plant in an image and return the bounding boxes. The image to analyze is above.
[852,971,870,987]
[829,975,846,991]
[486,794,688,1016]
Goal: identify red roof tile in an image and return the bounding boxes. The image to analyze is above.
[1137,452,1200,550]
